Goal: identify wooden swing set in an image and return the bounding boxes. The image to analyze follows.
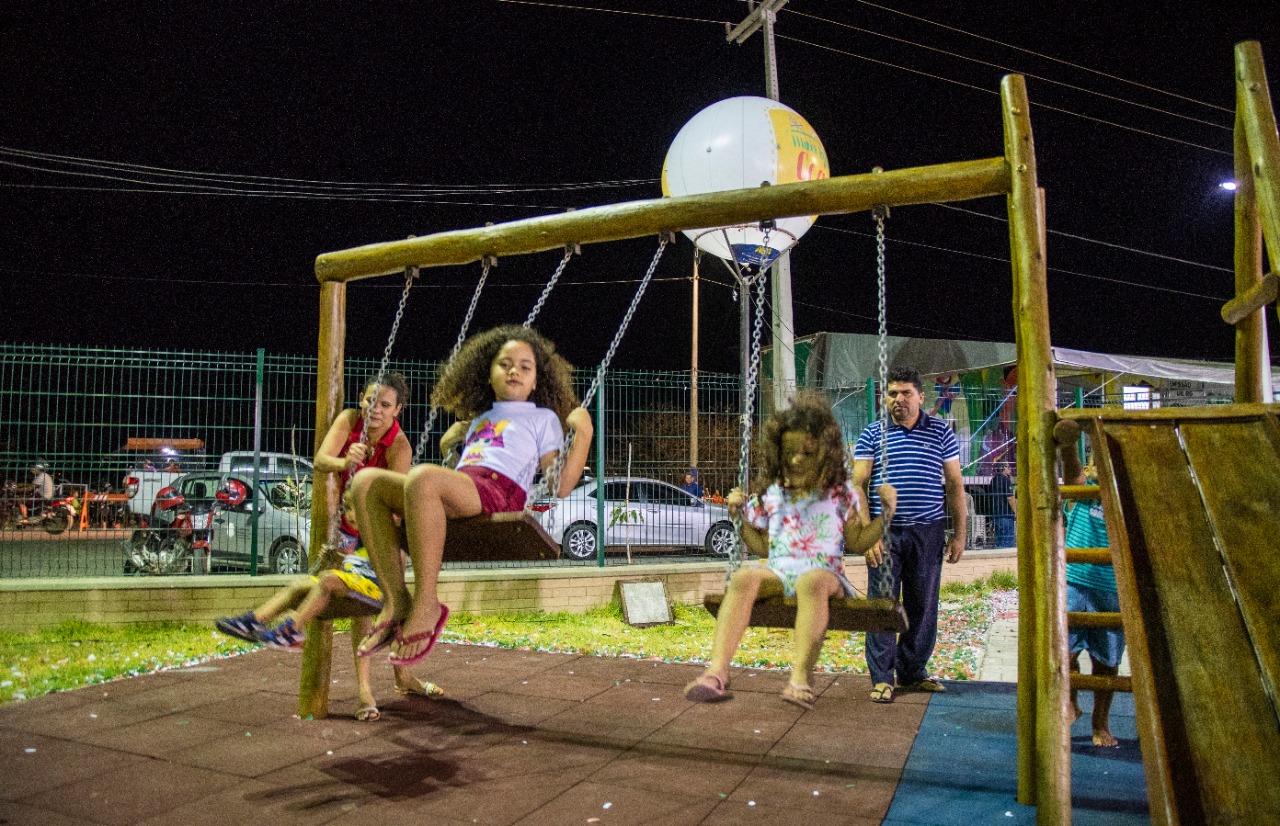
[299,41,1279,825]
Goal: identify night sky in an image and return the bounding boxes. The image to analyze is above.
[2,1,1276,375]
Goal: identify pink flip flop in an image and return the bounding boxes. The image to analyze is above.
[388,604,449,668]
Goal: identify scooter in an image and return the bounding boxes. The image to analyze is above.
[123,485,216,574]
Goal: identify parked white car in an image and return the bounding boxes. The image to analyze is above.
[531,476,737,560]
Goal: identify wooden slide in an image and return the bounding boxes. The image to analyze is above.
[1064,403,1280,823]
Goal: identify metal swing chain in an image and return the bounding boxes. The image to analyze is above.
[870,206,896,599]
[524,245,576,328]
[728,264,769,579]
[412,256,496,463]
[530,235,670,508]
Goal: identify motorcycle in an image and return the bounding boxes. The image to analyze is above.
[38,490,80,535]
[123,485,217,575]
[2,480,80,534]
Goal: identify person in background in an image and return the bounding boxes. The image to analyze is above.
[21,463,55,519]
[1056,420,1124,747]
[681,468,704,499]
[853,367,967,704]
[988,462,1016,547]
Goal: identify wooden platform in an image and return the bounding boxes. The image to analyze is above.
[1061,402,1280,822]
[703,593,909,634]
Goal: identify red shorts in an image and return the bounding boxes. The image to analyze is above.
[458,465,526,514]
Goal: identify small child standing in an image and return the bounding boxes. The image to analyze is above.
[215,494,441,721]
[685,395,896,710]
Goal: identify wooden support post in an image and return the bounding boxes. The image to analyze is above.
[1003,74,1068,820]
[1231,100,1271,402]
[1235,42,1280,280]
[297,279,346,720]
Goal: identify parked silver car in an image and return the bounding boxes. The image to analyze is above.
[532,477,737,560]
[144,470,312,574]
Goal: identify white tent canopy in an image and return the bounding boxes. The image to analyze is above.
[792,332,1277,393]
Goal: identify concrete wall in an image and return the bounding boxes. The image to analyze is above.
[0,550,1016,633]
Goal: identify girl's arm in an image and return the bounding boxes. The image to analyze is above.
[439,420,471,467]
[844,483,897,558]
[726,488,768,557]
[541,406,594,497]
[314,409,360,474]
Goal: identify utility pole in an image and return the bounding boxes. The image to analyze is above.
[728,0,796,413]
[689,254,699,472]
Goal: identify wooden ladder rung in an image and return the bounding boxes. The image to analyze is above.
[1066,611,1124,629]
[1069,673,1132,693]
[1061,485,1101,501]
[1065,547,1112,565]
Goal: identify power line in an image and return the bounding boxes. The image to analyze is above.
[776,34,1231,157]
[929,203,1232,272]
[839,0,1235,114]
[813,224,1232,302]
[786,8,1230,132]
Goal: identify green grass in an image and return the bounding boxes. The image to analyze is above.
[1,572,1017,706]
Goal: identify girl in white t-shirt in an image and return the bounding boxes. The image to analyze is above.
[352,326,592,667]
[685,395,896,710]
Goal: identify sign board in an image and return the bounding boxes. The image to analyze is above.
[618,579,673,627]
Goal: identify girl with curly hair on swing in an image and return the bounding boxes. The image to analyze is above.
[351,325,592,667]
[685,394,896,710]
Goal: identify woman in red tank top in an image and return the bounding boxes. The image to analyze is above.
[313,373,442,717]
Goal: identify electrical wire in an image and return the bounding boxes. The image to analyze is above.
[787,8,1230,132]
[775,34,1231,157]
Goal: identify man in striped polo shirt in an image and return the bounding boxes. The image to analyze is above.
[853,367,967,703]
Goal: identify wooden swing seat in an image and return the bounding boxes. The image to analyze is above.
[441,510,561,562]
[312,513,559,623]
[703,593,909,634]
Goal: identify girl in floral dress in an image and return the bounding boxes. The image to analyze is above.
[685,395,896,710]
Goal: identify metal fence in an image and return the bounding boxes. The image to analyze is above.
[0,344,744,578]
[0,343,1236,578]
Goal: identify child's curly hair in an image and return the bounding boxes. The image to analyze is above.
[755,393,848,493]
[430,325,579,425]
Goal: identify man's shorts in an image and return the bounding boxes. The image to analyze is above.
[1067,581,1126,668]
[458,466,526,514]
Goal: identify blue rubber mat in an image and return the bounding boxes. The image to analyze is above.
[885,681,1149,825]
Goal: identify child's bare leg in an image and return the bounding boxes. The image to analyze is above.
[350,615,378,709]
[790,569,841,689]
[394,465,483,659]
[351,469,410,633]
[1090,658,1120,747]
[704,567,784,682]
[251,577,313,625]
[1069,652,1084,725]
[287,573,344,626]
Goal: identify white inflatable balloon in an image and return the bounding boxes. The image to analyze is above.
[662,96,829,267]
